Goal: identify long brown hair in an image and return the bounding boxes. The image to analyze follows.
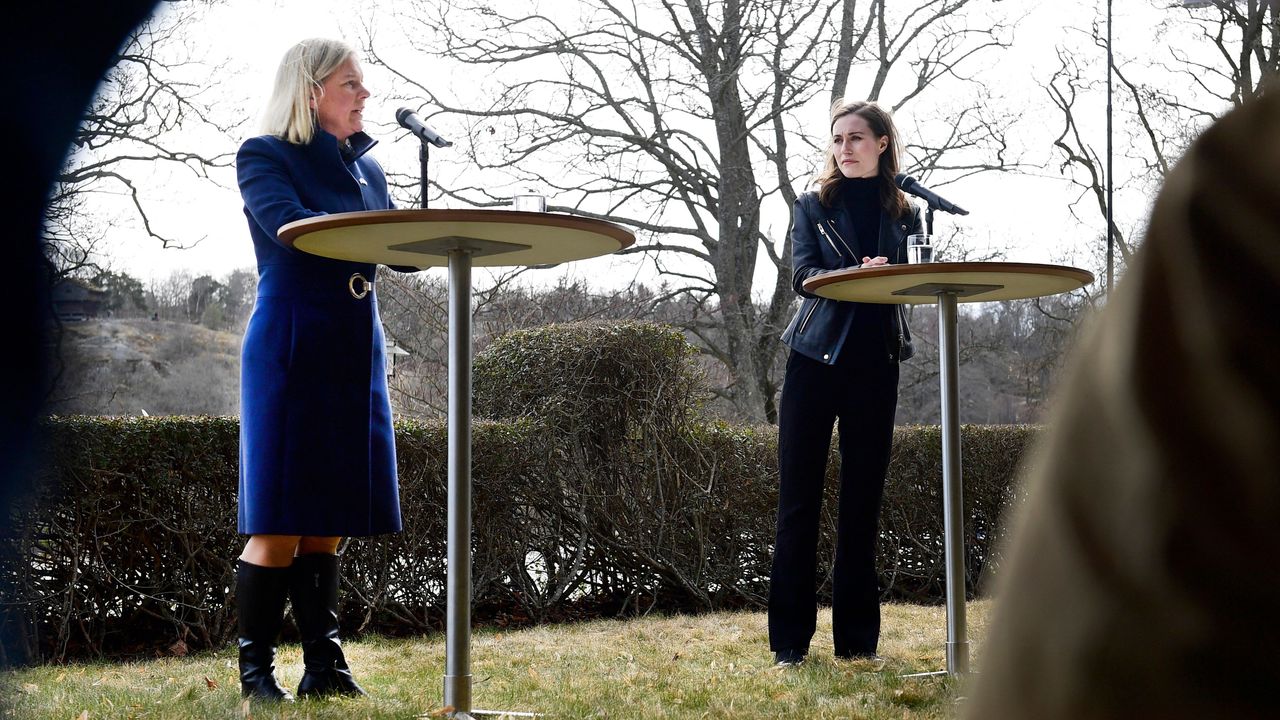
[816,100,910,218]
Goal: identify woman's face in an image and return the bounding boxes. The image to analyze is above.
[831,112,887,179]
[313,57,369,142]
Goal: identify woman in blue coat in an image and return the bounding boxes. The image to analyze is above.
[234,38,401,701]
[769,100,922,666]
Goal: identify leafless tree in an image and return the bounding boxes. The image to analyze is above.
[44,0,238,280]
[147,269,194,321]
[1046,46,1135,266]
[1046,0,1278,271]
[1163,0,1279,111]
[370,0,1015,422]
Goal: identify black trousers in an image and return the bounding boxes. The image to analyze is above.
[768,348,899,656]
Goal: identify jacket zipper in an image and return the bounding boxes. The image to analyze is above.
[798,299,820,334]
[895,306,909,357]
[816,223,843,257]
[826,219,857,259]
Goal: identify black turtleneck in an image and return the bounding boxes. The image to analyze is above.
[837,176,892,362]
[837,176,882,259]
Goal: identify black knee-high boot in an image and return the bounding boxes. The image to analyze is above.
[289,553,366,697]
[236,560,294,701]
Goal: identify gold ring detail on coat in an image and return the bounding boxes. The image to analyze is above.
[348,273,373,299]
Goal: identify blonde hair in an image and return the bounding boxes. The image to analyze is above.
[260,38,357,145]
[815,99,910,218]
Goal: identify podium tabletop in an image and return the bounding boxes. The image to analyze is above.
[803,261,1094,304]
[280,208,635,268]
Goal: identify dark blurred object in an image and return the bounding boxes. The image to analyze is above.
[3,0,162,662]
[965,89,1280,717]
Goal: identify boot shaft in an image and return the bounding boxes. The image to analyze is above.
[289,553,367,697]
[236,560,291,640]
[235,559,294,701]
[289,553,341,641]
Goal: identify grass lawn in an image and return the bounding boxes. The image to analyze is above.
[1,600,991,719]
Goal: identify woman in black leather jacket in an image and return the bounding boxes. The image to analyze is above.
[769,100,922,666]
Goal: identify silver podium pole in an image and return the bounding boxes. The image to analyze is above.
[937,291,970,675]
[445,248,473,714]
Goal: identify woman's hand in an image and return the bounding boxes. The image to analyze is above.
[861,255,890,267]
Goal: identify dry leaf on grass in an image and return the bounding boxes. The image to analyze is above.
[205,676,218,690]
[425,705,455,717]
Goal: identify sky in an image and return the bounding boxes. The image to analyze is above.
[90,0,1212,295]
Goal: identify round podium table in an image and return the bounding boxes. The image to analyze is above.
[803,261,1093,676]
[281,208,634,718]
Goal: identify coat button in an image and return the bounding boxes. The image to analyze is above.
[900,224,907,230]
[823,353,830,360]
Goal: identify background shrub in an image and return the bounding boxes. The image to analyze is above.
[2,323,1038,664]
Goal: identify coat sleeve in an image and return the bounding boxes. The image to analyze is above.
[236,136,325,249]
[791,195,850,299]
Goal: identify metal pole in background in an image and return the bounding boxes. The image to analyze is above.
[444,248,473,716]
[1106,0,1115,294]
[937,291,969,675]
[420,144,431,210]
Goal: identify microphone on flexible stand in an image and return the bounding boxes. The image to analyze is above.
[396,107,452,210]
[891,175,969,262]
[396,107,453,148]
[895,173,968,215]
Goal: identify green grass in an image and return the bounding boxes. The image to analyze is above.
[1,601,990,719]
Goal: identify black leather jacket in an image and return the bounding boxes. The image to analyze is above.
[779,190,923,364]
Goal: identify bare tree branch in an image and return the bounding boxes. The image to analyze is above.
[371,0,1015,422]
[45,1,240,275]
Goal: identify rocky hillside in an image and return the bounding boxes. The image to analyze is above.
[44,318,242,416]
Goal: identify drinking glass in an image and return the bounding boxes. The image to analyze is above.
[512,192,546,212]
[907,234,934,263]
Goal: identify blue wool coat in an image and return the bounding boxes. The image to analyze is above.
[236,127,402,537]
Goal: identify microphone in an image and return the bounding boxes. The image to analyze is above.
[396,107,452,148]
[895,174,969,215]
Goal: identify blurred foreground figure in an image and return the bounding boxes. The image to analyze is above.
[965,90,1280,717]
[3,0,160,664]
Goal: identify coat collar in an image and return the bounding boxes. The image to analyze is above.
[307,125,378,164]
[344,130,378,161]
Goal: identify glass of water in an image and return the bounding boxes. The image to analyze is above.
[512,191,546,213]
[907,234,934,263]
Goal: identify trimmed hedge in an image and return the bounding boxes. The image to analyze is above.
[2,322,1039,664]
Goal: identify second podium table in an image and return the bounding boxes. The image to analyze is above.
[804,261,1093,676]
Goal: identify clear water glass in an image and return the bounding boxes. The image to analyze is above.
[907,234,934,263]
[512,192,546,212]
